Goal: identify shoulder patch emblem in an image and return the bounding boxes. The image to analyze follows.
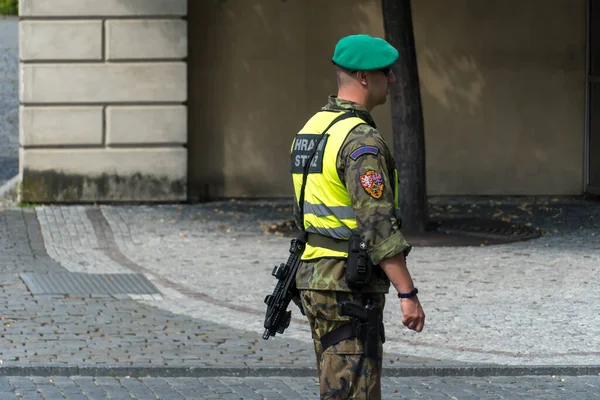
[350,146,379,160]
[359,170,384,199]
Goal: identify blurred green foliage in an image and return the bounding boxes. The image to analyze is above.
[0,0,18,16]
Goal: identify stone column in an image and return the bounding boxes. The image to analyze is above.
[19,0,187,202]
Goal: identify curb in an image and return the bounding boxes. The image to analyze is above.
[0,365,597,378]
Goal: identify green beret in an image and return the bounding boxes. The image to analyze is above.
[332,34,399,71]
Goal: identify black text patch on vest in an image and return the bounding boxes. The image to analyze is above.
[290,134,329,173]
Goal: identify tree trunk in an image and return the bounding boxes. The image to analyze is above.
[382,0,428,233]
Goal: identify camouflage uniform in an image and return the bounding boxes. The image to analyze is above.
[295,96,411,399]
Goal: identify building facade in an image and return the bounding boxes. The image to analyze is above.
[19,0,187,202]
[18,0,600,202]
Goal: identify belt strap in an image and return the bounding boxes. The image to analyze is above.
[307,233,348,253]
[320,323,356,351]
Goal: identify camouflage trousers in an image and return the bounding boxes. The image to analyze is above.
[299,290,386,400]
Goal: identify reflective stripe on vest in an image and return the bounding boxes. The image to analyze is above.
[291,110,399,260]
[306,224,353,240]
[303,201,355,221]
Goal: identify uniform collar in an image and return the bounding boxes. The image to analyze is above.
[323,95,377,129]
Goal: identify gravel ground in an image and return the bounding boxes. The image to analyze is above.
[0,18,19,185]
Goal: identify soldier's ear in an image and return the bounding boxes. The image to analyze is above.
[356,71,369,86]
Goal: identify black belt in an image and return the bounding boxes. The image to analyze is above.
[320,294,384,354]
[320,320,386,354]
[320,322,356,350]
[307,233,348,253]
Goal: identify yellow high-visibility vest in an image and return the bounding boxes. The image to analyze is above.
[290,110,400,261]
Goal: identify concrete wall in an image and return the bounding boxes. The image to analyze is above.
[188,0,586,198]
[187,0,394,200]
[19,0,188,202]
[413,0,586,195]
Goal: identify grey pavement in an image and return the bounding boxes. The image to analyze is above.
[0,199,597,398]
[0,375,598,399]
[91,198,600,366]
[0,18,19,186]
[0,208,316,369]
[0,375,599,399]
[31,204,447,368]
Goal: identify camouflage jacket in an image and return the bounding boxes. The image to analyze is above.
[294,96,411,293]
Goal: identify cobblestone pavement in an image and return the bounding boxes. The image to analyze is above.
[0,198,598,397]
[32,205,446,368]
[0,208,317,368]
[0,375,598,399]
[61,197,598,366]
[0,209,65,274]
[0,18,19,186]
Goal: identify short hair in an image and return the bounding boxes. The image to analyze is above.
[335,65,356,88]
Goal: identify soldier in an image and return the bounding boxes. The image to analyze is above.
[290,34,426,399]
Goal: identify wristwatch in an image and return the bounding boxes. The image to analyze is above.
[397,288,418,299]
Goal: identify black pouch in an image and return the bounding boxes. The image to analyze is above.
[345,231,372,287]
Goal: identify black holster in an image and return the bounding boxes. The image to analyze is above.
[319,300,385,359]
[345,231,373,287]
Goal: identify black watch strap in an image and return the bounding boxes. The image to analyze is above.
[397,288,418,299]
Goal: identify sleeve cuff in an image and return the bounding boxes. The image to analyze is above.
[367,231,412,265]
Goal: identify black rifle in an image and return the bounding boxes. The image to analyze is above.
[339,300,384,358]
[262,231,308,340]
[263,113,353,340]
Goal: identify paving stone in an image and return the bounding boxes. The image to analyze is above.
[0,210,66,274]
[0,375,596,399]
[16,392,43,400]
[0,391,18,400]
[116,377,157,400]
[33,381,65,399]
[143,377,186,399]
[0,268,314,367]
[71,377,105,400]
[76,199,600,366]
[29,204,449,369]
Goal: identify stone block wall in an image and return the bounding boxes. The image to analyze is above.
[18,0,188,202]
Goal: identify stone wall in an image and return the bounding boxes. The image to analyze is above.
[19,0,187,202]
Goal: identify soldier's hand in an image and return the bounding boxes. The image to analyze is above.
[400,297,425,332]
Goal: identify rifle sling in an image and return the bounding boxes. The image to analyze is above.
[298,112,355,229]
